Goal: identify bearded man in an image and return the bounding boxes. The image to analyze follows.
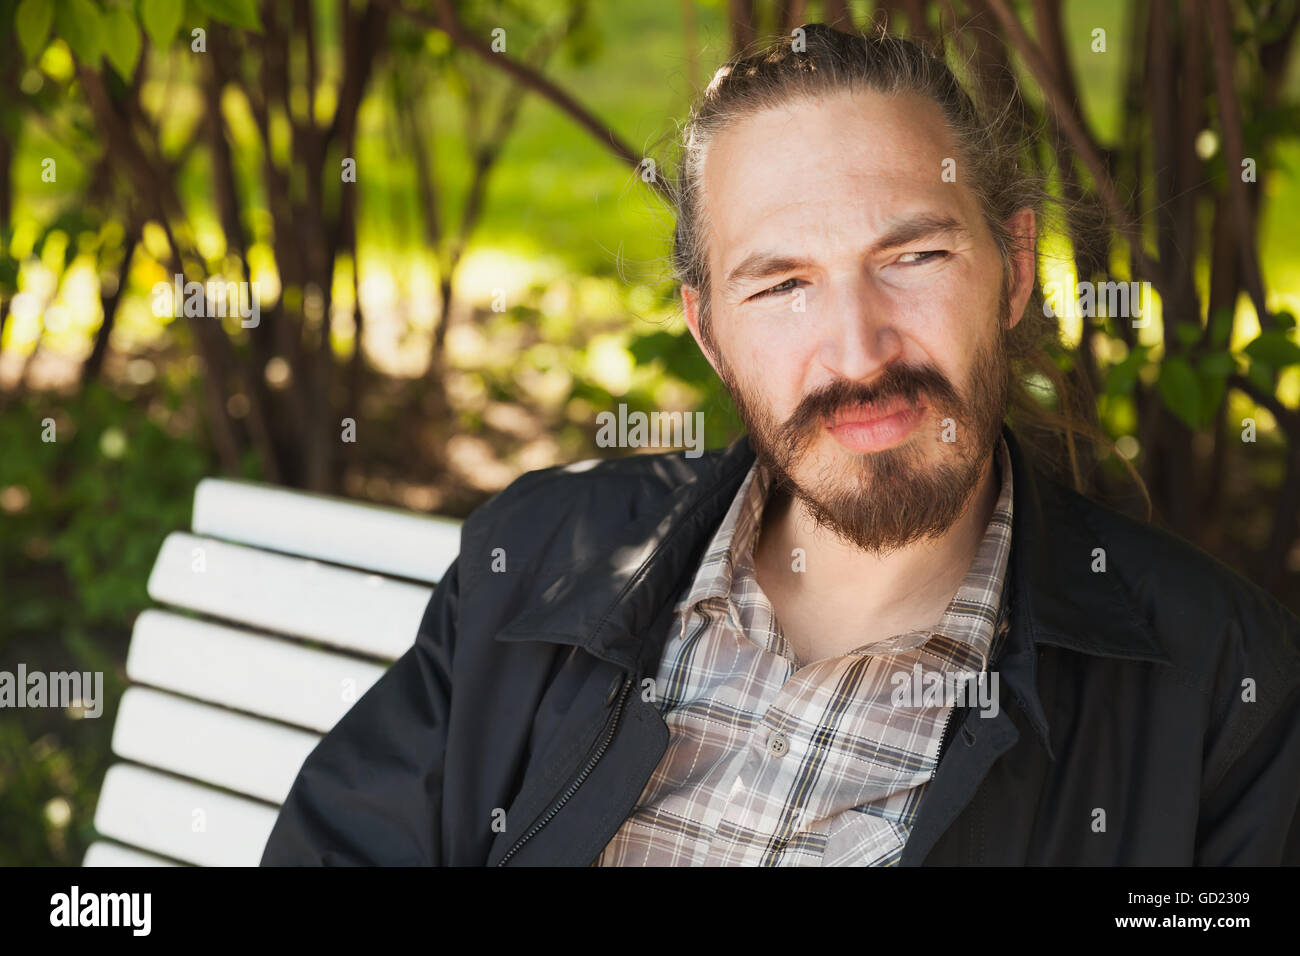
[262,25,1300,867]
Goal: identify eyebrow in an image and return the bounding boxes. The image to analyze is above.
[721,213,969,297]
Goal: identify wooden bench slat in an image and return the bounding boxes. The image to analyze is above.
[86,478,466,868]
[83,841,182,867]
[147,532,432,659]
[93,764,279,867]
[111,687,321,804]
[193,477,460,584]
[128,610,387,733]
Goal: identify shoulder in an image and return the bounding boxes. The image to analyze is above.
[1053,476,1300,682]
[466,447,717,529]
[456,447,722,569]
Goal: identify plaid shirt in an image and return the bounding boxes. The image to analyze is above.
[594,437,1014,866]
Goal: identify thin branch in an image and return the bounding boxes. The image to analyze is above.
[985,0,1166,292]
[1208,0,1270,328]
[1229,372,1300,434]
[375,0,672,204]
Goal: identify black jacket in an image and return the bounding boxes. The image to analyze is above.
[261,426,1300,865]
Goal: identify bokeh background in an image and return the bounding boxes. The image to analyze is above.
[1,0,1299,865]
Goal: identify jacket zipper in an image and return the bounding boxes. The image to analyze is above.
[933,593,1010,773]
[496,675,634,865]
[934,702,961,773]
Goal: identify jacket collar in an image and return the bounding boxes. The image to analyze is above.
[1000,425,1168,664]
[995,425,1169,753]
[497,425,1171,732]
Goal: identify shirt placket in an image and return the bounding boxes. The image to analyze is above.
[701,657,816,866]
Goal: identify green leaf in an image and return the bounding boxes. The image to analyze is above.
[1276,310,1297,331]
[1243,329,1300,369]
[1195,353,1234,422]
[58,0,104,66]
[194,0,261,31]
[1196,351,1236,381]
[138,0,182,48]
[103,6,141,80]
[1104,345,1148,397]
[184,0,209,28]
[1158,356,1202,429]
[1247,360,1275,396]
[1198,372,1227,423]
[16,0,55,61]
[1208,306,1234,350]
[1174,322,1202,348]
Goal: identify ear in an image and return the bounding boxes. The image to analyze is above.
[681,284,722,377]
[1003,207,1037,331]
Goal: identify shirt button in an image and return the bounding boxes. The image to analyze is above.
[766,731,789,757]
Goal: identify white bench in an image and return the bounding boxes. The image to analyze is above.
[82,478,462,866]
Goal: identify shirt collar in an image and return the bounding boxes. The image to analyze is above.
[674,453,767,613]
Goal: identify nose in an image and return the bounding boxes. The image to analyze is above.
[815,275,904,382]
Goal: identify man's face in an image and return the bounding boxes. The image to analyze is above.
[683,89,1035,554]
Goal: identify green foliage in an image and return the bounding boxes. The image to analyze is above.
[1195,350,1235,425]
[193,0,261,32]
[1208,306,1234,350]
[102,4,140,80]
[137,0,181,48]
[628,327,744,448]
[0,382,212,632]
[1157,355,1202,429]
[1244,325,1300,370]
[57,0,103,66]
[10,0,263,76]
[1104,344,1149,398]
[0,380,213,864]
[15,0,54,61]
[1153,344,1254,432]
[1235,316,1300,402]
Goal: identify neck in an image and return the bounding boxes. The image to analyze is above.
[755,450,1001,647]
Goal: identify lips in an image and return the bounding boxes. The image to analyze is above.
[827,394,923,429]
[825,394,926,453]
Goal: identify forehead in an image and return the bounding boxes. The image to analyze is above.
[701,89,984,278]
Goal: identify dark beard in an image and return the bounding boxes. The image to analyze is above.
[711,303,1010,556]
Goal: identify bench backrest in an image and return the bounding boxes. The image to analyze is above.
[82,478,462,866]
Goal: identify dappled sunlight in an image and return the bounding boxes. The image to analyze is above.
[584,333,634,396]
[453,246,562,306]
[40,259,101,355]
[1038,232,1082,347]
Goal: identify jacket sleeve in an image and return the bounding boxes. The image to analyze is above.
[1195,643,1300,865]
[260,557,459,866]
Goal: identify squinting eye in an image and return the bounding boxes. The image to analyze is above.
[897,250,949,265]
[753,278,801,299]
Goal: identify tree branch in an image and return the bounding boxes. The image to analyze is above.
[1208,0,1271,328]
[985,0,1166,292]
[375,0,672,204]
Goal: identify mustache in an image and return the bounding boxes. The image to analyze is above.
[781,363,960,442]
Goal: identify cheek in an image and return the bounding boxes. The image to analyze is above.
[903,265,1000,361]
[724,317,812,413]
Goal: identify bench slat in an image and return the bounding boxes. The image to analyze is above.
[128,610,387,733]
[193,477,460,584]
[83,841,182,867]
[147,532,432,659]
[93,764,279,867]
[87,478,466,867]
[111,687,321,804]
